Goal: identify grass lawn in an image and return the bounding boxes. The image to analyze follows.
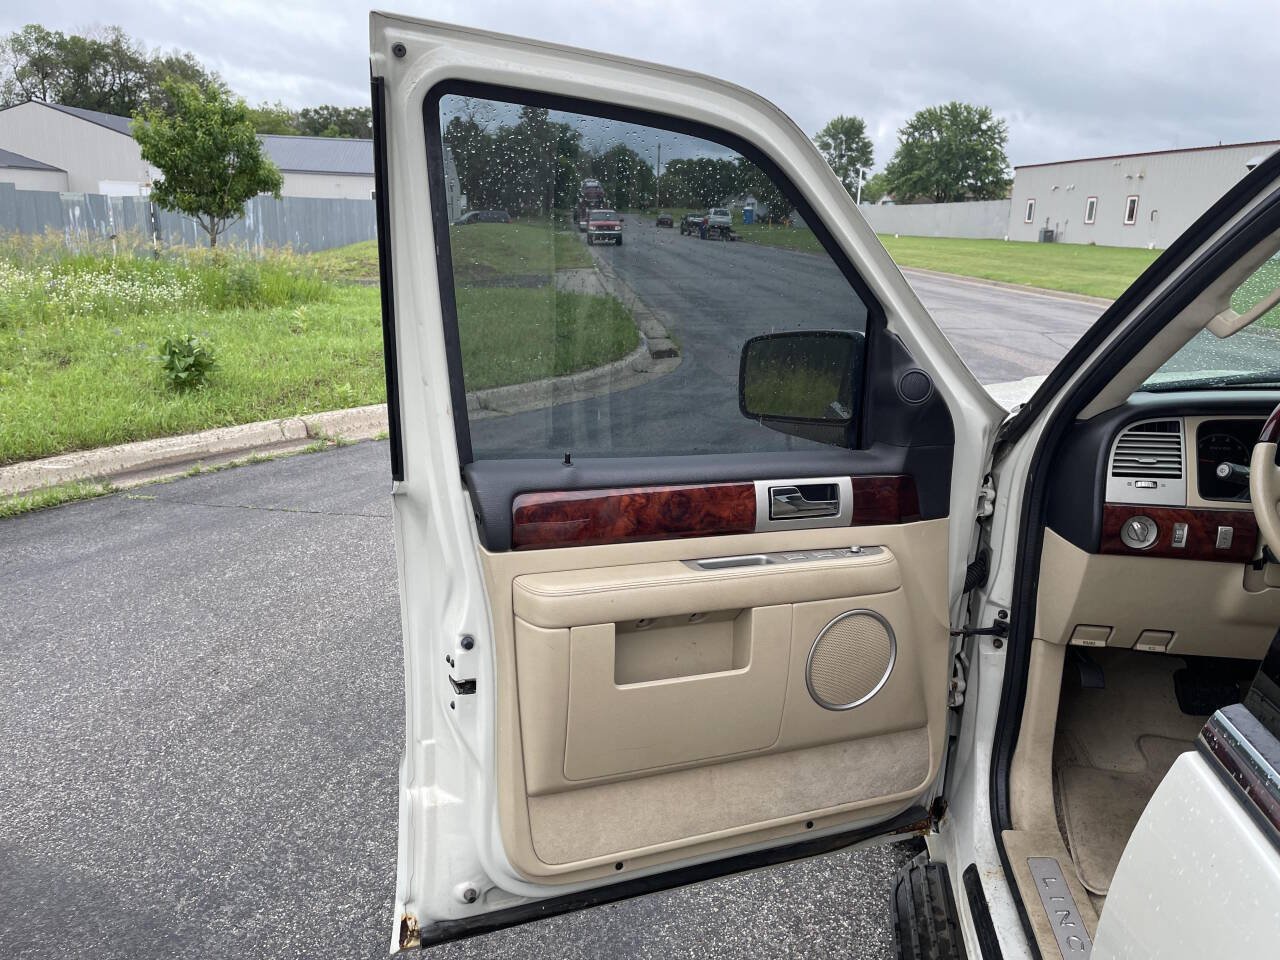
[1,283,387,465]
[735,219,1162,300]
[313,221,591,284]
[1,224,633,466]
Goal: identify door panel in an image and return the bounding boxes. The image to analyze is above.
[372,12,999,948]
[482,519,949,883]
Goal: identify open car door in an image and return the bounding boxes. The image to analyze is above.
[370,13,1004,950]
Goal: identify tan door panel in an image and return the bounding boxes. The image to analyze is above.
[563,608,791,781]
[485,519,950,883]
[512,548,901,628]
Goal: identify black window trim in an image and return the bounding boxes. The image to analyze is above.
[1024,198,1035,223]
[371,74,406,481]
[421,77,888,468]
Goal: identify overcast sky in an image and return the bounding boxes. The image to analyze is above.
[10,1,1279,170]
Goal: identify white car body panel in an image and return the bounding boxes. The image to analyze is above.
[1093,750,1280,959]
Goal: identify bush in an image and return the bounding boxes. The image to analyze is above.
[157,331,218,392]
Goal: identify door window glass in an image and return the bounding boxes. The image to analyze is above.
[432,92,871,460]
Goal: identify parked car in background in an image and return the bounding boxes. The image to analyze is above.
[586,208,622,245]
[704,207,735,240]
[454,209,511,224]
[655,211,673,227]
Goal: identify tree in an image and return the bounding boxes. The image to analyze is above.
[859,171,890,204]
[0,23,221,114]
[883,102,1010,203]
[133,81,283,247]
[248,100,300,134]
[813,115,873,197]
[296,105,373,138]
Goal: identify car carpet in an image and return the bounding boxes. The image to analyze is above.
[1052,649,1209,896]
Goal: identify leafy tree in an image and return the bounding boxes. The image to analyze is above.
[814,115,874,197]
[859,171,890,204]
[296,105,373,138]
[133,81,283,247]
[663,156,742,208]
[0,23,220,114]
[592,143,656,209]
[248,100,301,135]
[883,102,1010,203]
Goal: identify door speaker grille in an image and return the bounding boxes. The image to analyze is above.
[805,609,896,710]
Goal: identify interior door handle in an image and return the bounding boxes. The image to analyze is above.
[770,485,840,519]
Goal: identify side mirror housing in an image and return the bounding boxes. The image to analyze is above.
[738,330,864,447]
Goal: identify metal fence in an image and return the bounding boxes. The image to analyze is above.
[858,199,1011,240]
[0,182,376,252]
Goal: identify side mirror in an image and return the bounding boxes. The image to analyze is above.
[739,330,863,446]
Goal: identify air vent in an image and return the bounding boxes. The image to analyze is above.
[1105,418,1186,507]
[1110,420,1184,478]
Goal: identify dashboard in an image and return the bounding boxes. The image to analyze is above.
[1040,392,1280,661]
[1047,394,1279,563]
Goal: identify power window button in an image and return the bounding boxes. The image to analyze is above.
[1171,523,1188,548]
[1216,526,1234,550]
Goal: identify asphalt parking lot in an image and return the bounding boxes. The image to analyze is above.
[2,235,1103,959]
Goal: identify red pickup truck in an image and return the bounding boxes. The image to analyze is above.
[586,209,623,245]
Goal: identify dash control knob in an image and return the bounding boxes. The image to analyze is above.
[1119,515,1158,550]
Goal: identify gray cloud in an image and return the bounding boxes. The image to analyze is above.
[10,0,1279,169]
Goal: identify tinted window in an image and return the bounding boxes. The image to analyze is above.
[434,91,871,460]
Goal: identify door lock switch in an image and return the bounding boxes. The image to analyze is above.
[1171,522,1188,548]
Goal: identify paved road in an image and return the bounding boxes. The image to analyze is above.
[1,441,920,959]
[2,240,1106,959]
[473,220,1102,458]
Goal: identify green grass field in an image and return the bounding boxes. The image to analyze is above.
[313,221,591,284]
[1,223,630,466]
[734,219,1163,300]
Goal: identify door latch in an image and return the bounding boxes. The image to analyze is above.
[976,477,996,519]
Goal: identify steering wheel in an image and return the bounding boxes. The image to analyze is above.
[1250,406,1280,555]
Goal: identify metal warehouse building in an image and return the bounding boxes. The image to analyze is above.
[1008,139,1280,248]
[0,101,373,199]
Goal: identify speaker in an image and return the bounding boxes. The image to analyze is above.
[897,369,933,404]
[805,609,897,710]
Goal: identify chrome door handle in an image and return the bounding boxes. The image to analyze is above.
[770,485,840,519]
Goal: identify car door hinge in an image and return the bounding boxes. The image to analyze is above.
[950,616,1009,640]
[976,477,996,519]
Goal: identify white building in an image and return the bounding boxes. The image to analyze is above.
[0,146,67,191]
[1008,139,1280,248]
[0,101,376,199]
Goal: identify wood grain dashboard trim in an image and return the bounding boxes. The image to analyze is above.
[511,474,923,550]
[1101,504,1258,563]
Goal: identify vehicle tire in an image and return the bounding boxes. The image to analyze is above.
[891,852,966,960]
[616,237,623,245]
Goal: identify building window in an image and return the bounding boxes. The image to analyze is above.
[1124,195,1139,225]
[1024,198,1035,223]
[1084,196,1097,224]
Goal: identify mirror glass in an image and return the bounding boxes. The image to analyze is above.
[740,331,861,422]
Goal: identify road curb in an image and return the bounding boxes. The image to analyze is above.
[899,266,1116,308]
[0,405,390,497]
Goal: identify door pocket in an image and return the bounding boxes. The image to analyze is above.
[564,606,791,781]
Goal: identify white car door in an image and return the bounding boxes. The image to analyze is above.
[370,12,1003,950]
